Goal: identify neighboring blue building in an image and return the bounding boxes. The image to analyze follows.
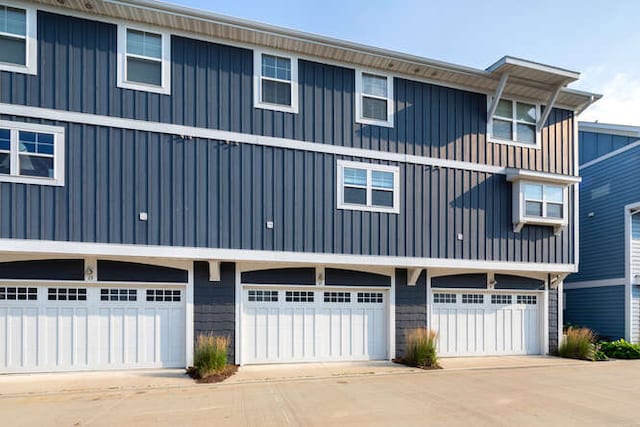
[0,0,599,373]
[565,122,640,341]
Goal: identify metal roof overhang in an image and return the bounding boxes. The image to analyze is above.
[32,0,601,112]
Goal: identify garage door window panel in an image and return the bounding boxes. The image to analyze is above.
[491,294,512,305]
[357,292,383,303]
[285,291,314,302]
[48,288,87,301]
[324,292,351,303]
[0,286,37,300]
[248,289,278,302]
[101,288,137,302]
[146,289,181,302]
[433,293,456,304]
[461,294,484,304]
[517,295,537,305]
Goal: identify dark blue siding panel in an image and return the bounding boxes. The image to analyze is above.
[194,261,236,362]
[97,260,188,283]
[495,274,544,290]
[564,285,625,340]
[0,117,575,263]
[0,259,83,280]
[325,268,391,287]
[395,269,427,358]
[432,274,486,288]
[579,131,638,165]
[241,268,315,285]
[0,11,575,175]
[568,144,640,282]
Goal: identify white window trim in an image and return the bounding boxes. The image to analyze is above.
[0,120,65,186]
[116,24,171,95]
[487,97,541,149]
[336,159,400,214]
[253,49,299,114]
[510,180,568,233]
[0,2,37,75]
[355,69,394,128]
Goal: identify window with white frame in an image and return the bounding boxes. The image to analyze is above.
[254,50,298,113]
[523,182,564,219]
[0,4,36,74]
[489,98,539,146]
[117,25,170,94]
[0,121,65,186]
[337,160,400,214]
[355,69,393,127]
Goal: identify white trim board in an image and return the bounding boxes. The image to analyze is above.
[580,139,640,170]
[0,238,578,273]
[579,122,640,138]
[1,103,581,180]
[563,278,626,290]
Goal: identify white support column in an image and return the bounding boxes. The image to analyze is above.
[389,270,396,360]
[185,261,194,368]
[624,206,633,341]
[234,266,243,366]
[426,269,432,330]
[407,268,422,286]
[543,278,549,355]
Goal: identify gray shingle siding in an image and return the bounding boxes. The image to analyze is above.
[564,285,625,340]
[394,269,427,358]
[1,11,575,176]
[194,261,236,362]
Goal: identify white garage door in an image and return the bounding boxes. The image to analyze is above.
[242,288,388,364]
[0,285,185,373]
[432,291,542,356]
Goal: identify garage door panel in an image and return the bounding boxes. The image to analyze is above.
[433,292,541,357]
[243,288,388,364]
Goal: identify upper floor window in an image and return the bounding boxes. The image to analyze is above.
[506,169,578,234]
[0,120,65,186]
[117,25,171,94]
[253,50,298,113]
[0,4,37,74]
[355,69,394,128]
[489,98,540,148]
[336,160,400,214]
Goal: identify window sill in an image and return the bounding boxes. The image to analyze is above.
[0,175,64,187]
[117,80,171,95]
[488,136,540,149]
[338,203,399,214]
[0,62,37,75]
[254,101,298,114]
[356,116,394,128]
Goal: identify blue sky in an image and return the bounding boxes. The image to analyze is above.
[170,0,639,125]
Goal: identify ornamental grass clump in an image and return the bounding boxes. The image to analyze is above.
[558,327,596,361]
[405,328,440,368]
[193,334,230,377]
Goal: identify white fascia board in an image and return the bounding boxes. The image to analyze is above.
[505,168,581,184]
[579,121,640,138]
[486,56,580,82]
[0,238,578,273]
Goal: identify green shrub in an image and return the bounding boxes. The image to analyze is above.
[599,339,640,359]
[405,328,439,368]
[194,334,229,377]
[558,327,596,361]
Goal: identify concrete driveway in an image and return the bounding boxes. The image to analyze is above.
[1,359,639,426]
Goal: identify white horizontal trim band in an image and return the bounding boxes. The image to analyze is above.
[580,139,640,170]
[0,238,577,273]
[2,103,505,174]
[563,278,625,289]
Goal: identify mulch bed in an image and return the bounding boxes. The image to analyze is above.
[392,358,442,370]
[186,365,239,383]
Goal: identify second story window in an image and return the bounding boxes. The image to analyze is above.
[253,50,298,113]
[489,99,540,147]
[117,25,171,94]
[355,69,394,128]
[337,160,400,214]
[0,4,37,74]
[523,183,564,219]
[0,121,65,186]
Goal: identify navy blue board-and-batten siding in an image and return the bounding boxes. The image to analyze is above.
[0,117,575,263]
[2,11,575,175]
